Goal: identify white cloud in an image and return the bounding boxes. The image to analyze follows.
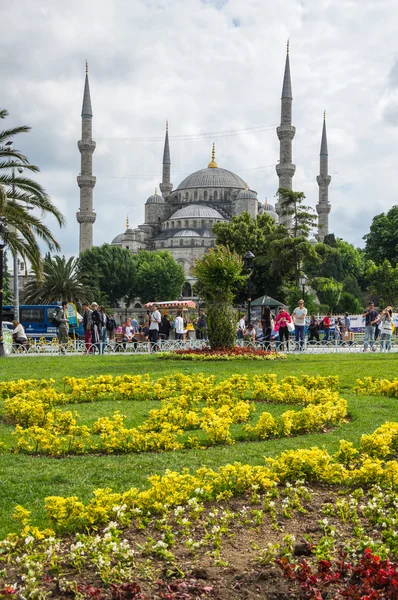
[1,0,398,257]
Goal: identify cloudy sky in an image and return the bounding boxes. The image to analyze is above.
[1,0,398,259]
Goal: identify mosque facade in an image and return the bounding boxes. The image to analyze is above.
[77,46,331,296]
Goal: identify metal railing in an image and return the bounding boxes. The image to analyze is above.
[7,336,398,356]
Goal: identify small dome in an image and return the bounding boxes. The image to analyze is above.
[237,187,257,200]
[263,202,276,212]
[170,204,225,220]
[173,229,201,238]
[146,189,164,204]
[111,233,124,245]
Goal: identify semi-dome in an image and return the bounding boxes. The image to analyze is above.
[146,189,164,204]
[237,187,257,200]
[176,167,246,191]
[260,201,278,222]
[173,229,201,237]
[170,204,225,220]
[111,233,125,245]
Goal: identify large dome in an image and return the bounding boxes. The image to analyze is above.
[170,204,225,219]
[176,167,246,191]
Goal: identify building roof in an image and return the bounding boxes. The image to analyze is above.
[176,167,246,191]
[237,188,257,200]
[170,204,225,219]
[146,190,165,204]
[173,229,201,237]
[111,233,124,244]
[81,66,93,117]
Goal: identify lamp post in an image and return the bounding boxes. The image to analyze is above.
[0,217,8,357]
[299,273,308,299]
[243,250,255,325]
[5,141,24,323]
[197,297,202,318]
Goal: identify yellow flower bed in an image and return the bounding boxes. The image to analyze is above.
[354,376,398,398]
[1,373,350,457]
[10,425,395,534]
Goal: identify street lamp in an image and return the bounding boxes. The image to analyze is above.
[243,250,255,325]
[5,141,24,323]
[197,297,202,318]
[299,273,308,299]
[0,217,8,357]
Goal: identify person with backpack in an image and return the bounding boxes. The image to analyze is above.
[106,313,117,345]
[362,302,378,352]
[90,302,102,354]
[308,315,320,344]
[56,300,69,355]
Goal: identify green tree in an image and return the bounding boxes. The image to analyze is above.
[78,244,136,306]
[192,246,246,349]
[23,255,94,308]
[0,109,65,274]
[276,188,319,286]
[364,205,398,266]
[366,259,398,307]
[311,277,343,313]
[3,252,13,305]
[335,292,363,314]
[213,212,292,302]
[132,250,185,304]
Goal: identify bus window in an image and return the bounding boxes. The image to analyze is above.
[20,308,44,322]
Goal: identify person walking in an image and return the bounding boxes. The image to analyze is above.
[292,299,307,351]
[90,302,102,354]
[149,303,161,351]
[274,306,291,351]
[363,302,378,352]
[82,303,93,353]
[322,313,331,343]
[380,307,393,352]
[237,314,246,340]
[261,306,273,350]
[308,315,320,344]
[57,300,69,355]
[99,306,108,354]
[196,309,207,340]
[174,310,185,341]
[159,311,171,340]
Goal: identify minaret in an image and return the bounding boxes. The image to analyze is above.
[76,61,96,254]
[159,120,173,198]
[316,112,331,241]
[275,40,296,227]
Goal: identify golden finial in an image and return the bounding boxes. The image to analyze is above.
[207,143,218,168]
[166,119,168,131]
[287,38,290,53]
[155,187,158,195]
[126,215,129,229]
[245,182,249,190]
[265,197,268,204]
[323,109,326,120]
[86,60,88,74]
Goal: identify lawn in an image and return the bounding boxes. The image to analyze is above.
[0,353,397,539]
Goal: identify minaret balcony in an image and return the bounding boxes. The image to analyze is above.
[316,203,331,215]
[276,163,296,178]
[77,174,96,188]
[316,175,331,186]
[76,210,96,224]
[78,140,96,153]
[276,125,296,141]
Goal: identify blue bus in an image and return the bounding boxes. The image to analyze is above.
[2,305,84,339]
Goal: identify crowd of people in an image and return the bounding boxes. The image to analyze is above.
[8,299,395,354]
[238,300,395,352]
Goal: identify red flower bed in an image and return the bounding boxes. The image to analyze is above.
[173,346,281,357]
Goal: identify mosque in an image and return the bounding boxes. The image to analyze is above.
[76,45,331,297]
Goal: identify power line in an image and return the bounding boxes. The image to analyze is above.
[96,124,278,142]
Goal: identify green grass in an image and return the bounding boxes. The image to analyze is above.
[0,353,397,539]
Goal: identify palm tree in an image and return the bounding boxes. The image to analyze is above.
[23,255,95,308]
[0,109,65,274]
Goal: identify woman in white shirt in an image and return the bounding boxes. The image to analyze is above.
[12,320,28,349]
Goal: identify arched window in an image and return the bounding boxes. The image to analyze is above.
[178,193,181,201]
[201,239,205,246]
[171,221,175,228]
[214,190,218,200]
[185,220,189,227]
[201,219,205,228]
[182,282,192,297]
[191,238,195,246]
[204,190,208,201]
[166,222,169,229]
[180,238,183,246]
[126,246,129,249]
[161,241,164,248]
[185,192,189,201]
[224,191,228,201]
[194,191,198,200]
[193,220,197,228]
[177,220,181,228]
[209,220,213,226]
[134,302,142,309]
[170,239,173,247]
